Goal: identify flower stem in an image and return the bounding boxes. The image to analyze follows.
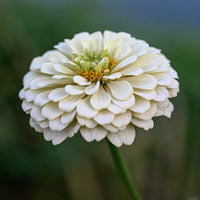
[106,139,141,200]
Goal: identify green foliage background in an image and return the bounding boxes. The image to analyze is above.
[0,0,199,199]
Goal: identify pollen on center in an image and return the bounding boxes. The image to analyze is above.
[76,68,104,83]
[109,57,118,66]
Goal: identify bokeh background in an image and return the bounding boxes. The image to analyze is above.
[0,0,200,199]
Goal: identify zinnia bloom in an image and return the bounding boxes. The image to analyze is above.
[19,31,179,147]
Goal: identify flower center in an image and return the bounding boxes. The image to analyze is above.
[76,69,104,82]
[72,49,118,83]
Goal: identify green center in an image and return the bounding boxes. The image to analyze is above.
[71,49,118,83]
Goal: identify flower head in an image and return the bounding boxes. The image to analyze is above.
[19,31,179,147]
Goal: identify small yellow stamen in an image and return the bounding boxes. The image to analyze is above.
[76,67,105,83]
[109,57,118,66]
[76,57,117,83]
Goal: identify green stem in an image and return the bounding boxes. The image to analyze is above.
[106,139,141,200]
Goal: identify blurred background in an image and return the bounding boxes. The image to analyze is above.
[0,0,200,199]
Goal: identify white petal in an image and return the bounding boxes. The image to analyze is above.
[130,40,149,56]
[107,133,122,147]
[51,121,80,145]
[119,125,127,131]
[138,60,159,72]
[107,125,135,147]
[45,129,62,144]
[82,32,103,54]
[112,111,132,128]
[67,121,80,137]
[154,73,172,86]
[146,47,161,54]
[122,68,143,76]
[44,128,57,141]
[112,55,137,72]
[22,101,32,112]
[164,102,174,118]
[168,88,179,98]
[23,72,40,89]
[154,86,169,102]
[48,88,68,102]
[30,77,67,90]
[59,94,83,112]
[168,66,178,79]
[49,117,67,131]
[34,90,50,106]
[73,75,91,85]
[117,32,131,42]
[42,102,64,120]
[133,54,161,72]
[30,57,47,71]
[129,97,150,113]
[30,105,45,121]
[77,97,98,119]
[59,120,80,140]
[65,33,89,54]
[65,85,84,95]
[90,87,111,110]
[107,80,133,100]
[53,64,75,75]
[40,62,57,74]
[39,120,49,129]
[154,64,169,73]
[112,95,135,109]
[76,116,97,128]
[107,103,126,114]
[158,98,170,107]
[104,40,118,57]
[29,118,43,133]
[103,72,122,80]
[54,42,72,57]
[19,89,25,99]
[43,50,67,64]
[133,102,157,120]
[74,32,90,39]
[114,44,131,60]
[61,110,76,125]
[134,89,156,100]
[127,74,157,90]
[66,38,83,54]
[103,124,119,132]
[167,79,179,89]
[103,30,117,43]
[51,131,67,145]
[85,81,100,95]
[80,126,107,142]
[155,100,174,118]
[131,118,154,130]
[52,75,70,79]
[84,119,97,128]
[63,120,80,138]
[24,89,39,102]
[67,61,81,71]
[94,110,115,125]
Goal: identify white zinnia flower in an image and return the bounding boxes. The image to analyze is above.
[19,31,179,147]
